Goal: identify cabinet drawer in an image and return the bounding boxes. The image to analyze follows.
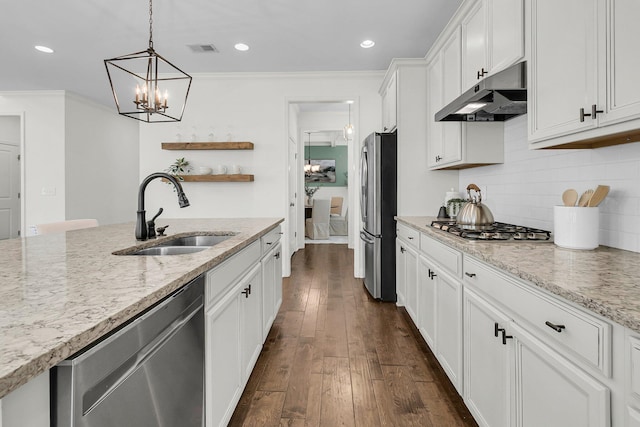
[397,223,419,249]
[464,256,611,375]
[261,226,282,254]
[206,240,261,307]
[420,233,462,278]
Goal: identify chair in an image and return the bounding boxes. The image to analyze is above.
[305,199,331,240]
[34,219,99,235]
[330,197,343,216]
[330,208,348,236]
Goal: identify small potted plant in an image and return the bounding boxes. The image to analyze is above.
[166,157,192,181]
[304,185,319,205]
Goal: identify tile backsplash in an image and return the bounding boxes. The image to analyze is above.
[459,115,640,253]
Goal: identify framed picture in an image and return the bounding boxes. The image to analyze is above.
[305,159,336,183]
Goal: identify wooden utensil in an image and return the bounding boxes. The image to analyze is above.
[587,185,610,207]
[578,189,594,207]
[562,189,578,206]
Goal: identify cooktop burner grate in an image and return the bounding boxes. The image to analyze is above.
[430,220,551,241]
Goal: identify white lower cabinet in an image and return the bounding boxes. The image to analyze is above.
[206,261,263,427]
[512,321,610,427]
[206,279,243,427]
[464,287,610,427]
[416,246,463,393]
[397,222,620,427]
[205,227,283,427]
[463,288,512,427]
[261,240,282,340]
[241,264,263,380]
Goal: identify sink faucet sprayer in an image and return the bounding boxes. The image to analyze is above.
[136,172,190,241]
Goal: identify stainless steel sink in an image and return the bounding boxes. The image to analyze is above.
[128,246,209,256]
[157,235,233,247]
[115,233,236,256]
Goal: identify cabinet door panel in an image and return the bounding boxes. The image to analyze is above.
[418,257,436,349]
[435,269,463,393]
[395,239,406,305]
[464,289,512,427]
[404,245,418,323]
[206,288,242,427]
[601,0,640,125]
[427,54,444,168]
[489,0,524,74]
[529,0,600,142]
[462,0,487,91]
[513,323,610,427]
[262,251,276,340]
[441,30,463,165]
[241,266,263,381]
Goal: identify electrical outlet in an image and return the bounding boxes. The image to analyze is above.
[480,185,488,200]
[41,187,56,196]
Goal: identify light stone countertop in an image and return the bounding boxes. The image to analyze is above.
[397,216,640,335]
[0,218,283,399]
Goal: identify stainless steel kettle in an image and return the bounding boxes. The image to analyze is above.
[456,184,494,230]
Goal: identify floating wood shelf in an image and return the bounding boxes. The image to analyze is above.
[163,174,254,183]
[161,142,254,150]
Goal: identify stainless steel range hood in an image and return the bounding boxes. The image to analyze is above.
[435,62,526,122]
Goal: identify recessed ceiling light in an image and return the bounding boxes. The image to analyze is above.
[35,45,54,53]
[360,40,375,49]
[234,43,249,52]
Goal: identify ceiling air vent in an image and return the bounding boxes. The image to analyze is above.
[188,44,219,53]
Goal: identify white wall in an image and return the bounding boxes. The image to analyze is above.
[64,93,139,225]
[0,90,140,232]
[459,115,640,252]
[0,117,20,144]
[139,71,383,275]
[0,92,66,228]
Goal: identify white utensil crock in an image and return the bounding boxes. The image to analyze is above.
[553,206,599,250]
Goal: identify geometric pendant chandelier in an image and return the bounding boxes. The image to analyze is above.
[104,0,192,123]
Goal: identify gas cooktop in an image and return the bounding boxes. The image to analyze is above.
[430,220,552,241]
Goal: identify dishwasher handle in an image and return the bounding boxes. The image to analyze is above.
[82,296,203,415]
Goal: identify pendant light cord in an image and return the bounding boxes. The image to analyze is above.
[148,0,154,49]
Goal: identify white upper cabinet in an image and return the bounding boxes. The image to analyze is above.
[528,0,601,143]
[426,0,508,170]
[598,0,640,126]
[427,29,464,168]
[462,1,488,91]
[529,0,640,148]
[381,70,397,132]
[462,0,524,92]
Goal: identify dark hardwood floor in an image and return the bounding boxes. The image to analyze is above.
[229,244,478,427]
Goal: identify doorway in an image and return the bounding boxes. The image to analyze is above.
[0,115,22,239]
[286,99,359,260]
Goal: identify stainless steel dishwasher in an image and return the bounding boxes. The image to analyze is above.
[52,275,205,427]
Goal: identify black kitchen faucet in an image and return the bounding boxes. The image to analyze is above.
[135,172,190,241]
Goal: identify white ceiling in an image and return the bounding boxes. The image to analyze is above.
[0,0,462,107]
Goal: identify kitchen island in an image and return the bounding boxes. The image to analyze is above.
[0,217,283,401]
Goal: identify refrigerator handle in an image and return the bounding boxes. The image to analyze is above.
[360,147,368,223]
[359,231,375,244]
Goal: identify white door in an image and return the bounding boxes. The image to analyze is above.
[0,143,20,240]
[287,136,298,256]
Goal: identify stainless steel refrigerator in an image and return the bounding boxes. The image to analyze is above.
[359,131,397,301]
